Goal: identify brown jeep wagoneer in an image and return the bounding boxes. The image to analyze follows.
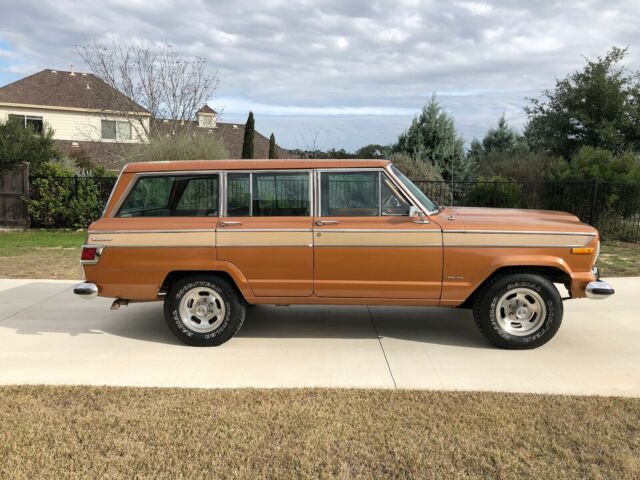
[74,159,614,349]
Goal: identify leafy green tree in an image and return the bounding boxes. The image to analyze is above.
[242,111,255,159]
[0,119,61,174]
[391,94,471,181]
[525,47,640,158]
[355,144,386,158]
[268,133,278,159]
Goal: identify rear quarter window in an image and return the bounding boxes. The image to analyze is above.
[118,175,219,217]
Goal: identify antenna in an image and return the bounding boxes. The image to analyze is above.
[450,150,454,206]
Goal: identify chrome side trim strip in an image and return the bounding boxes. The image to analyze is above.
[444,244,589,248]
[444,230,596,236]
[315,244,442,248]
[319,229,440,233]
[89,229,217,234]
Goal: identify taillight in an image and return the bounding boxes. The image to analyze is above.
[80,245,103,264]
[81,247,97,261]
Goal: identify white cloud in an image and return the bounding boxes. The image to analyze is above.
[0,0,638,150]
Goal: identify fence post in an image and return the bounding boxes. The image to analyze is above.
[589,180,599,225]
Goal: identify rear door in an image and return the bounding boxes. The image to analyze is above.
[313,169,442,299]
[216,170,313,297]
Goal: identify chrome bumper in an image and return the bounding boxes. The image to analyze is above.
[73,282,98,299]
[585,280,615,300]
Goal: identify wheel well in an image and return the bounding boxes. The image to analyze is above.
[161,270,248,304]
[459,266,571,309]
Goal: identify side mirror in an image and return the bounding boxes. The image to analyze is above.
[409,206,429,224]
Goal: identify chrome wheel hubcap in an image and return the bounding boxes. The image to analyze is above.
[495,287,547,336]
[178,287,226,333]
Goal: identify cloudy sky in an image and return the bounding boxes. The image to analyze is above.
[1,0,638,151]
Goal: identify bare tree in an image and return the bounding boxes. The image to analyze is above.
[76,41,220,137]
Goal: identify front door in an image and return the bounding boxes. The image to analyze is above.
[313,170,442,299]
[216,170,313,297]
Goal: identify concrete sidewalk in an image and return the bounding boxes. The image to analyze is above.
[0,277,638,396]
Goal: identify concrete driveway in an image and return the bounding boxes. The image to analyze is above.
[0,277,638,396]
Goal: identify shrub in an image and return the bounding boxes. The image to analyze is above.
[466,176,522,208]
[27,161,109,228]
[475,150,567,181]
[126,131,228,162]
[550,146,640,182]
[0,119,62,175]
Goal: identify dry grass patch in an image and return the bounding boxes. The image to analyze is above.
[598,241,640,277]
[0,386,638,479]
[0,230,84,279]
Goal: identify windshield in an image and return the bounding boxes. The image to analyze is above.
[391,165,439,213]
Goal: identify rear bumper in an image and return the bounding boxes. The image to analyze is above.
[585,280,615,300]
[73,282,98,299]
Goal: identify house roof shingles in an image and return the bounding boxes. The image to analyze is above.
[0,69,148,113]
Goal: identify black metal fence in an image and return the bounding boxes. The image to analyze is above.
[27,176,640,242]
[415,180,640,242]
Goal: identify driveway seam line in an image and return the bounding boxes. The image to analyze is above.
[367,306,397,389]
[0,285,75,323]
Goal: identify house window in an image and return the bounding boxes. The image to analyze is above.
[101,120,132,140]
[101,120,116,140]
[117,121,132,140]
[9,114,43,134]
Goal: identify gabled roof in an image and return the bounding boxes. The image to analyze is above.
[0,69,149,114]
[196,105,217,114]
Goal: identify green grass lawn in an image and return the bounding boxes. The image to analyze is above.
[0,386,638,479]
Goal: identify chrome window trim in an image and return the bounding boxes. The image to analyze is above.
[223,169,313,218]
[384,164,436,216]
[101,167,125,218]
[110,171,223,218]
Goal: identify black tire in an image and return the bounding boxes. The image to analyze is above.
[472,272,563,349]
[164,275,246,346]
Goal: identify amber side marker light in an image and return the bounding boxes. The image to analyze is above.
[571,247,595,255]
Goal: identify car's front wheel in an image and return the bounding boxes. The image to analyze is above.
[473,272,563,349]
[164,275,246,346]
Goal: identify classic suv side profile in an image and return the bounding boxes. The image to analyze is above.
[74,159,614,349]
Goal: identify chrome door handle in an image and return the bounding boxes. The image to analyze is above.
[315,220,339,226]
[219,221,242,227]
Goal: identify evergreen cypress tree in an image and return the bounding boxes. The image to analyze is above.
[391,94,471,182]
[242,111,255,159]
[268,133,278,159]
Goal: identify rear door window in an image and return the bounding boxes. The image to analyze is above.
[225,171,310,217]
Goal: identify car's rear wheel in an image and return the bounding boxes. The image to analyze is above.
[472,272,563,349]
[164,275,246,346]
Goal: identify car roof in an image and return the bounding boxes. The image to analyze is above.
[123,159,391,173]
